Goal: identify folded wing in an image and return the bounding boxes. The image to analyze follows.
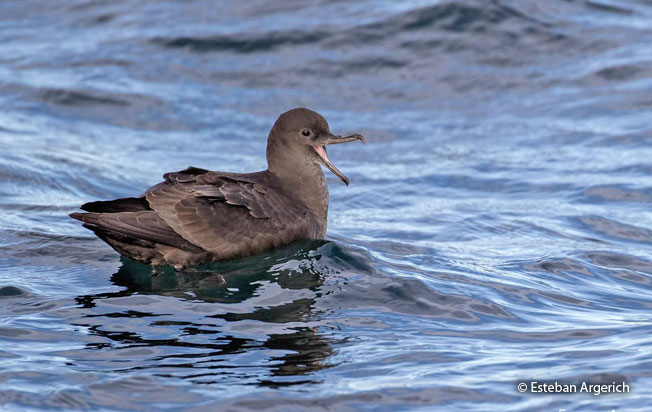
[71,167,303,261]
[145,168,302,259]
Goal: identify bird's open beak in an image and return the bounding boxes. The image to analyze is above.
[313,133,365,185]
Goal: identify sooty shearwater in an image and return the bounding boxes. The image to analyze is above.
[70,108,365,268]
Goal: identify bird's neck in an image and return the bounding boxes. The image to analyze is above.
[267,163,329,234]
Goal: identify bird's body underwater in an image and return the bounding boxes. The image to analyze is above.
[70,108,365,268]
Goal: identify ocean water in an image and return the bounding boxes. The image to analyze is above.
[1,0,652,410]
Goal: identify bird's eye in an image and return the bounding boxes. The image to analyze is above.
[301,129,311,137]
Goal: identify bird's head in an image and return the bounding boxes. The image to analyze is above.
[266,107,365,185]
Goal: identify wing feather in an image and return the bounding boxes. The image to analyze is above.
[144,168,305,259]
[73,211,202,251]
[81,196,150,213]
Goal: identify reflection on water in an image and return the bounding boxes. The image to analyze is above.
[72,241,335,386]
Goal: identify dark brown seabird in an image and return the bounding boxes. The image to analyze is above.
[70,108,365,268]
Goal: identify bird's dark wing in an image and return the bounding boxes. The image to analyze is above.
[70,210,202,251]
[80,196,150,213]
[145,168,303,258]
[73,193,197,250]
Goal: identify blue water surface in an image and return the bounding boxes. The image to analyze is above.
[1,0,652,410]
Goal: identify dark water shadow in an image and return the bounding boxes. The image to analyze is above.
[71,240,340,386]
